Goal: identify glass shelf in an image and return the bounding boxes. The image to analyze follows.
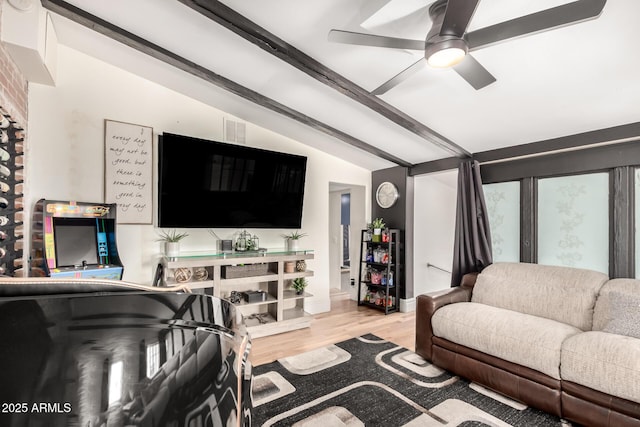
[165,248,314,261]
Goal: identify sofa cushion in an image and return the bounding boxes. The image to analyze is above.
[432,302,582,379]
[561,331,640,403]
[471,262,608,331]
[601,292,640,339]
[593,278,640,332]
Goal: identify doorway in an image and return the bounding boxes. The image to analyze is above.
[329,183,366,300]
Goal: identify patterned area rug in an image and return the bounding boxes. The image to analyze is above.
[252,334,568,426]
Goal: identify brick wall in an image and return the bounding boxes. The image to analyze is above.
[0,2,28,126]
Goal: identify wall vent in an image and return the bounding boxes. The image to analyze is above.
[223,118,246,144]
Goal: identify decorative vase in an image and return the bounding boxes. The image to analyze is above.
[372,228,382,242]
[165,241,180,257]
[288,239,299,251]
[284,261,295,273]
[296,260,307,272]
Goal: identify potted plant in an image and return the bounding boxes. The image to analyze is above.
[282,230,308,251]
[364,222,373,241]
[371,218,385,242]
[291,277,308,295]
[157,229,189,257]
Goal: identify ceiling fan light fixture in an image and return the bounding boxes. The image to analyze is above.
[427,47,466,68]
[425,38,468,68]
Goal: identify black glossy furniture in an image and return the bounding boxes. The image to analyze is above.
[0,278,252,427]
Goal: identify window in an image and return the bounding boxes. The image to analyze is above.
[165,334,174,358]
[146,341,160,378]
[479,141,640,277]
[538,173,609,273]
[484,181,520,262]
[108,361,123,405]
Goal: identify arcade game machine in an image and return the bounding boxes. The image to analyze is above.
[30,199,124,279]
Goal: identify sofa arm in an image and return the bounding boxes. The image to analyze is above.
[460,272,478,290]
[415,273,477,362]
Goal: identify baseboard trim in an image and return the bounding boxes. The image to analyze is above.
[400,297,415,313]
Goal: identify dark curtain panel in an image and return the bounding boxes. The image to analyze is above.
[451,160,493,286]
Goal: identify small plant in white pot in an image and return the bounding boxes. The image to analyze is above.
[371,218,385,242]
[282,230,307,251]
[364,222,373,241]
[157,229,188,257]
[291,277,308,295]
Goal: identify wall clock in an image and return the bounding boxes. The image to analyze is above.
[375,181,399,208]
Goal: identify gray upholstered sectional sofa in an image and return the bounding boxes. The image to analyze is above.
[416,262,640,427]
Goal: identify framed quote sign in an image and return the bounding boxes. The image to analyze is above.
[104,119,153,224]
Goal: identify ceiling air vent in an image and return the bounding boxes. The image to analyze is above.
[223,118,246,144]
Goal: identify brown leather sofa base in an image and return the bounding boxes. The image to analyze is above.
[432,343,562,417]
[562,381,640,427]
[433,337,560,390]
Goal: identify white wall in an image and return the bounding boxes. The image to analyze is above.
[413,170,458,295]
[26,46,371,314]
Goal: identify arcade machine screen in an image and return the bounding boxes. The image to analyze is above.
[53,218,99,267]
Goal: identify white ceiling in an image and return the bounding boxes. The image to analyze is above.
[42,0,640,170]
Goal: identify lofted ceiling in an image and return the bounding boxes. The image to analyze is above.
[37,0,640,171]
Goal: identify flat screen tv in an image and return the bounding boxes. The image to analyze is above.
[158,133,307,228]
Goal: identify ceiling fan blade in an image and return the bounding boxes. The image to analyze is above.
[466,0,607,51]
[453,54,496,90]
[440,0,480,37]
[371,58,426,95]
[328,29,424,50]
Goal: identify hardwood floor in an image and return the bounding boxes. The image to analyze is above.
[249,290,416,366]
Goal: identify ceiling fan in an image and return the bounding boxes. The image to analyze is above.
[328,0,607,95]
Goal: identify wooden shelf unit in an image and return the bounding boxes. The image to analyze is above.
[161,249,314,338]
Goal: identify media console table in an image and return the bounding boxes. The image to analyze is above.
[161,249,314,338]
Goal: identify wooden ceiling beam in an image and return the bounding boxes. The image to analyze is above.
[409,121,640,176]
[41,0,412,167]
[178,0,471,158]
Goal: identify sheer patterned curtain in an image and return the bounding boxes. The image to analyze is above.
[483,181,520,263]
[451,160,493,286]
[538,173,609,273]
